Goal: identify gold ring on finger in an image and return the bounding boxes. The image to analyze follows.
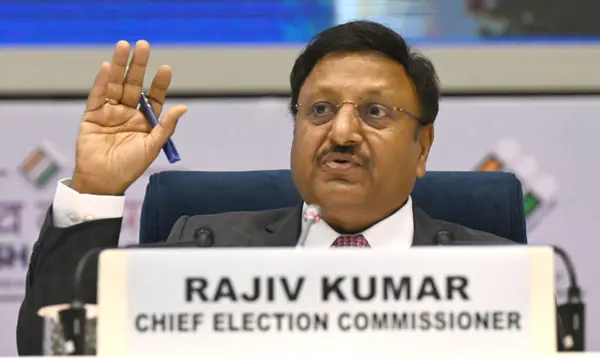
[105,98,119,105]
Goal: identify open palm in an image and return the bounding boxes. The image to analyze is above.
[72,40,187,195]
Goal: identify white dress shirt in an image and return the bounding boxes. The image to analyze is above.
[52,179,125,228]
[301,198,414,249]
[52,179,414,249]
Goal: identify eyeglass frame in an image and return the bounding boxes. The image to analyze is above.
[294,100,426,127]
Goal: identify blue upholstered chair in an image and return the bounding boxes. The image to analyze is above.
[139,170,527,245]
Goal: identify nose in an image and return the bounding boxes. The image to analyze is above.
[328,103,363,146]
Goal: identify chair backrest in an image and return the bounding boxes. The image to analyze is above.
[139,170,527,244]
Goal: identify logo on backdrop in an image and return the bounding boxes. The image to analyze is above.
[19,143,64,190]
[0,201,28,301]
[0,202,23,235]
[0,240,28,301]
[0,242,28,272]
[475,138,559,232]
[0,200,51,302]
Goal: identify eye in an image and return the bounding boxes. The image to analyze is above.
[309,101,335,116]
[364,103,389,119]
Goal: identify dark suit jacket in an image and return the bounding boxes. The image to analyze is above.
[17,203,563,355]
[164,203,512,247]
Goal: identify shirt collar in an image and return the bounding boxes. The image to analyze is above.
[301,197,414,249]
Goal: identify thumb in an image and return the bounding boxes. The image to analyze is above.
[145,105,187,155]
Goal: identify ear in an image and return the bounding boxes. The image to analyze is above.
[415,125,434,178]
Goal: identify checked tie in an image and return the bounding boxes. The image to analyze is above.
[331,234,370,248]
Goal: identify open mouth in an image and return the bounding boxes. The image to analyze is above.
[322,153,360,170]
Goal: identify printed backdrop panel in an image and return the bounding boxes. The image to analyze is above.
[0,96,597,354]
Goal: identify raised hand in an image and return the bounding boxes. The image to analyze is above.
[71,40,187,195]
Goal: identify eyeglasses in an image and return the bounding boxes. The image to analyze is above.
[295,100,423,128]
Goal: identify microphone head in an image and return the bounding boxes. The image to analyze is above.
[434,230,454,245]
[192,227,215,247]
[303,204,322,223]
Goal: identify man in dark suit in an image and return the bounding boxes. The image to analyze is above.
[17,21,547,355]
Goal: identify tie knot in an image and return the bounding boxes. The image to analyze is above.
[331,235,370,248]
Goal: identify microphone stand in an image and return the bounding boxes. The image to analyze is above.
[433,231,581,352]
[59,234,214,355]
[296,204,322,247]
[554,246,584,351]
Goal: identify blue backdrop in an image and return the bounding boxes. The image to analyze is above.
[2,0,600,45]
[1,0,333,44]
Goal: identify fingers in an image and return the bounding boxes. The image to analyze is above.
[146,65,173,117]
[120,40,151,107]
[105,41,131,102]
[144,105,188,156]
[85,62,111,112]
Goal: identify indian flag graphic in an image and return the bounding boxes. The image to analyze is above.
[19,146,62,189]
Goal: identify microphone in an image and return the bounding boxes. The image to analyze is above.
[433,230,577,352]
[296,204,322,247]
[554,246,584,351]
[434,230,453,245]
[60,229,215,355]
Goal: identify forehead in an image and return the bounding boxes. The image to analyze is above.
[299,51,417,101]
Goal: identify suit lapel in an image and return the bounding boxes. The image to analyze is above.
[412,203,441,246]
[258,202,303,247]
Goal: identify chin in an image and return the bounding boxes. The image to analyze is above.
[315,182,367,209]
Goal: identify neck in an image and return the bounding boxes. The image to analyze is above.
[320,199,408,234]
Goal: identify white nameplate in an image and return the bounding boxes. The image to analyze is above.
[97,247,556,356]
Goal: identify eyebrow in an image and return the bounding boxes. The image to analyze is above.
[309,85,395,98]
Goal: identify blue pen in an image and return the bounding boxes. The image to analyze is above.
[138,92,181,164]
